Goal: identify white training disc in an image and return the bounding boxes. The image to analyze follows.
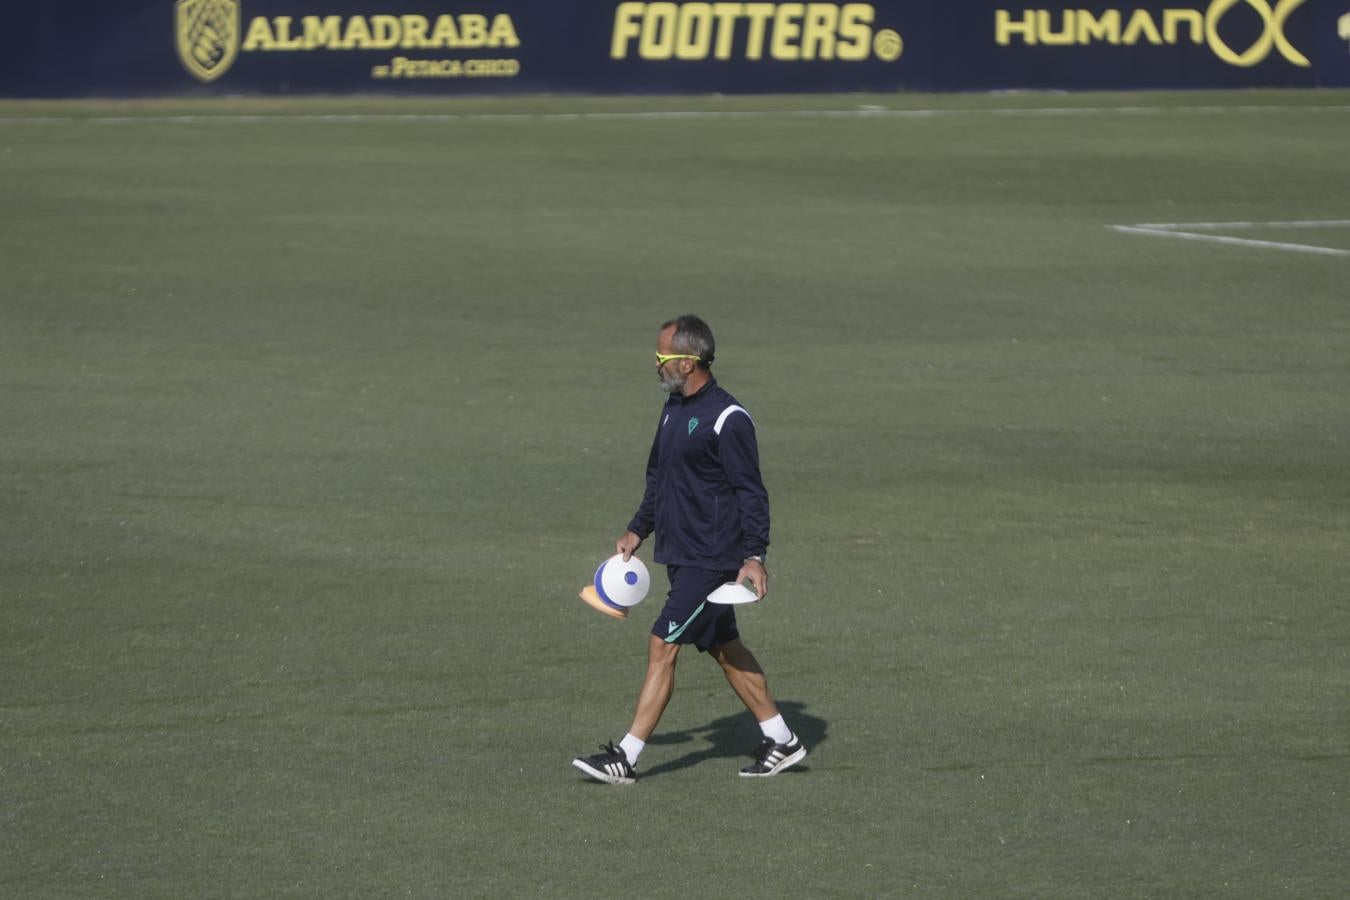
[594,554,651,610]
[707,583,758,605]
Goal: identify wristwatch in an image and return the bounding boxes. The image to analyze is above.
[744,555,765,565]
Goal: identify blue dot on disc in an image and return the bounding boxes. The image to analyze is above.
[625,571,639,585]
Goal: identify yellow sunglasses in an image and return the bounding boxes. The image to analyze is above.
[655,352,701,366]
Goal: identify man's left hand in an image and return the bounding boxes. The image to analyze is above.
[738,559,768,600]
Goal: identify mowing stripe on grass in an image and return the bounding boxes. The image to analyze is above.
[2,104,1350,126]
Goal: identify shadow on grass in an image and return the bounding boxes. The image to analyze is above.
[640,700,827,779]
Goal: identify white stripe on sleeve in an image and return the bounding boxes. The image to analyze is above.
[713,405,751,435]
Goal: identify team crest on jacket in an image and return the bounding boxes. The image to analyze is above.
[176,0,240,83]
[687,417,699,435]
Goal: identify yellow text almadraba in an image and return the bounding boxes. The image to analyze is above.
[242,13,520,51]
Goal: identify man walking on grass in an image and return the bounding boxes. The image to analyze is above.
[572,315,806,784]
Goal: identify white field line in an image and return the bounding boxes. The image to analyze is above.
[1135,219,1350,230]
[1,103,1349,126]
[1111,221,1350,257]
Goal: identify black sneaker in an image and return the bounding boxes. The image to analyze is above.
[739,734,807,777]
[572,741,636,785]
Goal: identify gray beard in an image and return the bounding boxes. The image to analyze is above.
[659,371,686,394]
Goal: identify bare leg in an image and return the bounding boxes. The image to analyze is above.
[710,638,779,722]
[627,635,682,741]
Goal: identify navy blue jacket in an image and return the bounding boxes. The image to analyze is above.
[627,378,770,570]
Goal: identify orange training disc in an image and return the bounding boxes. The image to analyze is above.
[580,584,627,619]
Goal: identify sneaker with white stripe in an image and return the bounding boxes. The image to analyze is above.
[739,734,807,777]
[572,741,636,785]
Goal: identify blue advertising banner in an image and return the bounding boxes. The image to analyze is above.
[0,1,1346,97]
[938,0,1346,89]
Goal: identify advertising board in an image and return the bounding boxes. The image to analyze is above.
[0,1,1345,97]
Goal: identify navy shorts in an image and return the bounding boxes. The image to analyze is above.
[652,565,741,653]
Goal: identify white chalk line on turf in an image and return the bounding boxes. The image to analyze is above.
[1,103,1349,125]
[1111,221,1350,257]
[1133,219,1350,230]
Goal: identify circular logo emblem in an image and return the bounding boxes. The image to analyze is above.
[873,29,904,62]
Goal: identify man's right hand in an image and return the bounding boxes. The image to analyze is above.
[616,531,643,561]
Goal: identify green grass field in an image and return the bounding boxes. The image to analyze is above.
[2,91,1348,897]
